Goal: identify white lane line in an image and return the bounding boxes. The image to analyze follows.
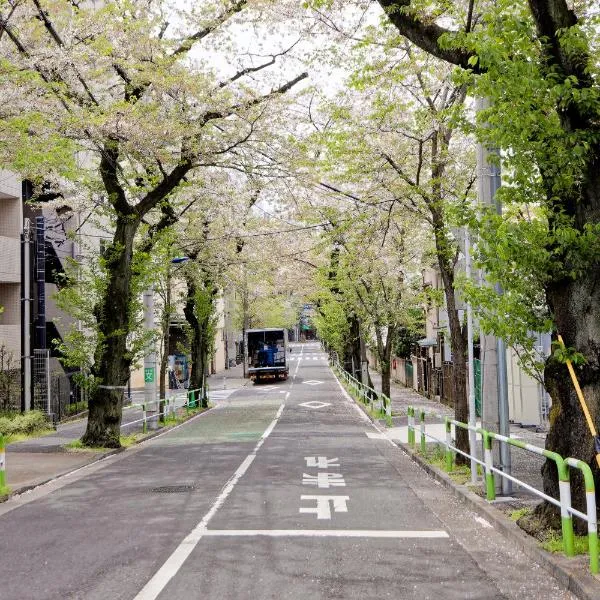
[201,529,449,539]
[133,403,285,600]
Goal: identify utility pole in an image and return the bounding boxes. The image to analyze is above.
[464,228,478,483]
[477,98,512,495]
[143,287,158,429]
[21,218,32,412]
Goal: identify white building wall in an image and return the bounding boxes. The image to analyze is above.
[0,170,22,359]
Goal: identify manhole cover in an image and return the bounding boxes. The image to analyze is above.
[150,485,195,493]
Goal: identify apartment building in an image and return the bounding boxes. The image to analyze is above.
[0,170,22,363]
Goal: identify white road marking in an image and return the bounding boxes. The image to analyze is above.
[208,389,237,401]
[303,380,323,385]
[133,403,285,600]
[302,472,346,488]
[299,495,349,519]
[201,529,449,538]
[305,456,340,468]
[298,401,331,409]
[365,432,388,440]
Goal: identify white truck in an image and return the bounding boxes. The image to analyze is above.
[245,328,289,382]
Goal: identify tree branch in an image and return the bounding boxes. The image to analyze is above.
[171,0,247,57]
[376,0,478,71]
[99,140,131,216]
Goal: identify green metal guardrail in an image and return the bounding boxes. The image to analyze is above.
[330,357,391,420]
[407,408,599,575]
[131,387,204,434]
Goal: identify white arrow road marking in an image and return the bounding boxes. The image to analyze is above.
[302,473,346,488]
[201,529,449,538]
[299,495,349,519]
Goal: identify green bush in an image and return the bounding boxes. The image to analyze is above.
[0,410,49,436]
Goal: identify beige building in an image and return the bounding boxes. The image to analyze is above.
[0,170,23,362]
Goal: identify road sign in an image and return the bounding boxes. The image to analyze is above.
[144,367,155,383]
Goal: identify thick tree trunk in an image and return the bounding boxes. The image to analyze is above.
[537,268,600,531]
[82,216,139,447]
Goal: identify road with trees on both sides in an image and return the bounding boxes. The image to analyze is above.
[0,343,574,599]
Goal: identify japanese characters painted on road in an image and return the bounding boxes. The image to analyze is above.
[300,456,348,520]
[305,456,339,468]
[300,495,350,519]
[302,473,346,488]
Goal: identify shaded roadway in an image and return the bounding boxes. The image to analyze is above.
[0,343,573,600]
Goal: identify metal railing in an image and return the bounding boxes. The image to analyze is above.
[408,408,599,575]
[330,356,391,420]
[121,387,205,434]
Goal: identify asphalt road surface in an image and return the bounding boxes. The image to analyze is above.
[0,342,575,599]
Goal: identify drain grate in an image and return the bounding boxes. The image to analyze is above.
[150,485,195,493]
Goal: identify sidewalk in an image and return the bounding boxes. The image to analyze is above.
[2,363,250,499]
[368,369,546,498]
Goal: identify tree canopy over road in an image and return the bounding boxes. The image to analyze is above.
[2,0,600,525]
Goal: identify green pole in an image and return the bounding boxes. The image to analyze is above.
[482,430,495,501]
[0,433,6,490]
[445,418,453,471]
[566,458,597,573]
[555,456,575,558]
[420,410,426,453]
[142,404,147,434]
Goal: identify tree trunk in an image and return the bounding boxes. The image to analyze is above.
[536,268,600,532]
[375,326,396,400]
[183,272,217,408]
[344,314,362,380]
[82,216,139,447]
[428,128,469,462]
[184,276,204,403]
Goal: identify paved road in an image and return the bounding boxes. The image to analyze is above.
[0,343,574,599]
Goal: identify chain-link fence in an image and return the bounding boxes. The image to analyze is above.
[33,349,51,416]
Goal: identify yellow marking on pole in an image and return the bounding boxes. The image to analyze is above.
[558,335,600,468]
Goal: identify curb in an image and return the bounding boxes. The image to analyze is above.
[331,366,600,599]
[1,404,215,503]
[400,441,600,600]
